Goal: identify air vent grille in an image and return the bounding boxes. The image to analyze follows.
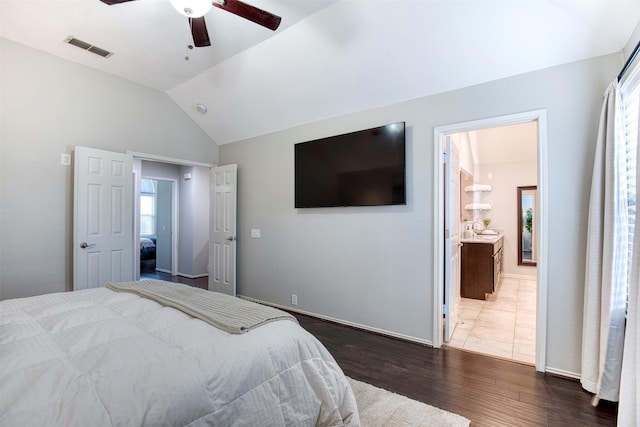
[64,36,113,58]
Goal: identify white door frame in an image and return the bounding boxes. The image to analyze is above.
[128,150,214,279]
[127,151,214,169]
[432,109,549,373]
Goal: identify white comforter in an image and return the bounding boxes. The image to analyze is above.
[0,288,359,426]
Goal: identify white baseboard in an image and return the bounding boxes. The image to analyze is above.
[155,268,172,274]
[545,367,581,380]
[239,295,434,347]
[238,296,581,381]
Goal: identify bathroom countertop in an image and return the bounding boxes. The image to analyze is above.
[460,233,503,244]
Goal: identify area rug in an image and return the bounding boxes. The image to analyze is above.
[349,378,471,427]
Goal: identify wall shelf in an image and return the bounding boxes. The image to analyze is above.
[465,203,492,210]
[464,184,492,192]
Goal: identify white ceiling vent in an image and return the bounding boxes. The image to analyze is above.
[64,36,113,58]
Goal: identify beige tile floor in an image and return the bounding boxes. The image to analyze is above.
[447,277,537,364]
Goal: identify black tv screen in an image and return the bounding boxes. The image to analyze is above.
[295,122,406,208]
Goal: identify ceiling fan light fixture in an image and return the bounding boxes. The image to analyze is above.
[170,0,212,17]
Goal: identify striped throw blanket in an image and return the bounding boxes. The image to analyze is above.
[106,280,297,334]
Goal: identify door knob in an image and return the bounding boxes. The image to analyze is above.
[80,242,96,249]
[226,236,236,241]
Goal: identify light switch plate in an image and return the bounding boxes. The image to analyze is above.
[61,153,71,166]
[250,229,261,239]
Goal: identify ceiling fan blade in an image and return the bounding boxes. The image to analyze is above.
[99,0,137,5]
[189,17,212,47]
[213,0,282,31]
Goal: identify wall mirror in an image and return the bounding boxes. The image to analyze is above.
[518,186,537,266]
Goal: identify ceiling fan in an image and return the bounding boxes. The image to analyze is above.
[99,0,282,47]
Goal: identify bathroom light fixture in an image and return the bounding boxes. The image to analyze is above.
[169,0,212,17]
[196,103,208,114]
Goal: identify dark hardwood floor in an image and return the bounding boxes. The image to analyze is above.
[140,270,209,288]
[295,314,617,427]
[146,271,617,426]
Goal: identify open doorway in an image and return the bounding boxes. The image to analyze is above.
[446,122,538,365]
[133,156,212,282]
[139,178,177,278]
[433,110,548,372]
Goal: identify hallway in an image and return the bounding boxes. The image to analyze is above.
[447,277,537,364]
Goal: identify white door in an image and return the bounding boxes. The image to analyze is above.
[73,146,134,290]
[209,164,237,295]
[444,137,462,342]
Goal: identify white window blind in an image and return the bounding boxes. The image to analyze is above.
[140,179,157,237]
[619,61,639,308]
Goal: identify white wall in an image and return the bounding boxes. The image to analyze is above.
[624,20,640,60]
[451,133,475,176]
[0,38,218,299]
[220,53,622,375]
[155,180,173,272]
[478,160,537,277]
[177,165,210,277]
[178,166,195,275]
[192,166,210,276]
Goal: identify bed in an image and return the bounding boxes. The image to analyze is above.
[0,280,359,426]
[139,237,156,260]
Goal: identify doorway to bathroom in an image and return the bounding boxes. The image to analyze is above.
[433,110,548,371]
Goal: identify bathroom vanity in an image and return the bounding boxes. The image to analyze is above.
[460,235,504,300]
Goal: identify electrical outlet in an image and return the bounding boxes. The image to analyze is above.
[291,294,298,306]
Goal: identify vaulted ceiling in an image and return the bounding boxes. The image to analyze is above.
[2,0,639,145]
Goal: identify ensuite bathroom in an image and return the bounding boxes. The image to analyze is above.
[447,121,539,365]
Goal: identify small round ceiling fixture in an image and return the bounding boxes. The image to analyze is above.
[196,103,208,114]
[169,0,212,17]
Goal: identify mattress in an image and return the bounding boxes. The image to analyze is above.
[0,286,359,426]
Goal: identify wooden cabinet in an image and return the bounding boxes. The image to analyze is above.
[461,237,503,300]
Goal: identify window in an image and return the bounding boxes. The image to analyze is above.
[619,59,639,309]
[140,179,156,236]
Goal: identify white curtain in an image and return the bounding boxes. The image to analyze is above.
[618,107,639,426]
[581,81,630,402]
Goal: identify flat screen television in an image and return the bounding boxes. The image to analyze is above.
[295,121,406,208]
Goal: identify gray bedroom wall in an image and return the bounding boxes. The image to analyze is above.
[155,180,173,272]
[142,161,181,180]
[219,53,621,376]
[0,38,218,300]
[176,164,209,278]
[477,160,537,278]
[192,165,210,277]
[178,166,195,276]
